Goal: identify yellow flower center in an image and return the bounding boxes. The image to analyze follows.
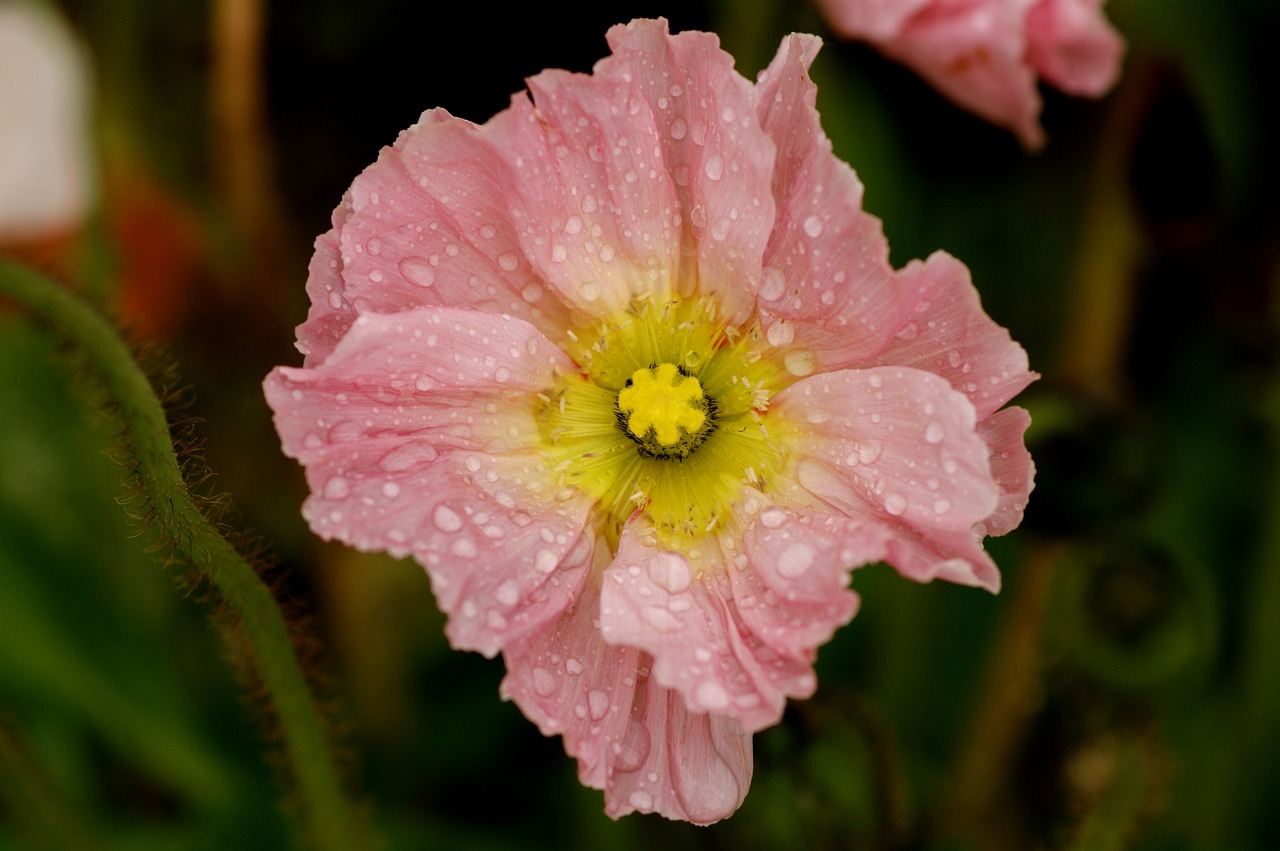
[536,297,794,547]
[616,363,713,459]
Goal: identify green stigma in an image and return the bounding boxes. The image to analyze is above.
[616,363,714,459]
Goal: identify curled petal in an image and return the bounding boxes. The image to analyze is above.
[775,366,1002,590]
[1025,0,1125,96]
[976,405,1036,537]
[755,34,910,367]
[501,576,751,824]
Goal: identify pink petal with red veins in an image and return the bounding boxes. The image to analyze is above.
[598,513,888,732]
[1025,0,1125,96]
[297,192,355,366]
[494,66,681,317]
[775,366,1003,590]
[605,19,777,326]
[502,577,751,824]
[265,307,596,656]
[871,250,1036,419]
[306,109,573,354]
[755,34,912,369]
[976,405,1035,537]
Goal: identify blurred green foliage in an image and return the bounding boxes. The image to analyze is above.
[2,0,1278,848]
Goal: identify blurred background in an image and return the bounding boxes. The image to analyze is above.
[1,0,1277,848]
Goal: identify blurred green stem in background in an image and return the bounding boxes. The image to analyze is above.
[0,719,105,851]
[0,261,365,851]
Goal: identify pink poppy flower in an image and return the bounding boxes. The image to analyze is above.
[264,18,1035,823]
[815,0,1125,147]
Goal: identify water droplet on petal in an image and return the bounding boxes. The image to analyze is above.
[694,680,731,711]
[670,118,687,140]
[323,476,350,500]
[784,349,817,377]
[496,580,520,606]
[532,667,557,697]
[777,543,815,578]
[760,267,786,301]
[535,548,558,573]
[615,720,650,772]
[588,690,610,720]
[628,790,654,812]
[759,506,787,528]
[497,252,519,271]
[433,504,463,532]
[925,422,945,444]
[704,154,724,181]
[803,215,824,237]
[884,493,907,516]
[641,606,683,632]
[647,553,691,594]
[579,281,602,301]
[399,257,435,287]
[766,319,794,347]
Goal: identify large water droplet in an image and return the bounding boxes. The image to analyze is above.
[588,689,610,720]
[323,476,350,500]
[378,442,439,472]
[532,666,557,697]
[884,493,907,516]
[766,319,795,347]
[399,257,435,287]
[704,154,724,181]
[777,543,815,578]
[760,268,786,301]
[784,349,817,377]
[497,252,519,271]
[648,553,691,594]
[615,719,650,772]
[433,504,463,532]
[694,680,731,711]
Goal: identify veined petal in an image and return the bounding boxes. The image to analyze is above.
[755,33,912,369]
[814,0,934,40]
[495,68,681,317]
[265,307,595,655]
[297,192,355,365]
[870,251,1036,419]
[606,19,777,326]
[774,366,1002,589]
[298,110,574,365]
[501,575,751,824]
[599,513,888,732]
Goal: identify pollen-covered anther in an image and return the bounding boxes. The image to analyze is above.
[616,362,715,459]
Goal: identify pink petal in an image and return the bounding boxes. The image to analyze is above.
[1025,0,1125,96]
[736,503,892,658]
[296,194,356,366]
[814,0,934,40]
[598,513,888,732]
[774,366,1003,590]
[976,405,1035,537]
[870,251,1036,419]
[755,33,912,368]
[265,307,596,656]
[604,19,777,326]
[886,0,1045,147]
[297,109,575,365]
[501,577,751,824]
[495,66,681,316]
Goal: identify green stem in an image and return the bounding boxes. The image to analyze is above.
[0,261,363,851]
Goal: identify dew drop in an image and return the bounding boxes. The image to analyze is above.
[367,268,383,283]
[432,504,463,532]
[579,281,602,301]
[784,349,817,377]
[777,543,815,578]
[615,720,650,772]
[934,498,953,515]
[759,506,787,528]
[670,118,688,140]
[533,667,557,697]
[694,680,731,711]
[382,481,400,498]
[803,215,824,237]
[647,553,691,594]
[497,252,519,271]
[760,267,786,301]
[641,606,682,632]
[704,154,724,181]
[535,548,558,573]
[925,422,945,444]
[496,580,520,606]
[628,790,654,812]
[766,319,795,347]
[323,476,350,500]
[399,257,435,287]
[588,690,610,720]
[884,493,907,516]
[379,442,439,472]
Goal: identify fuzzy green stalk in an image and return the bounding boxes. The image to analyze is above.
[0,261,363,851]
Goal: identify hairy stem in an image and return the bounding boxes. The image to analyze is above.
[0,261,363,851]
